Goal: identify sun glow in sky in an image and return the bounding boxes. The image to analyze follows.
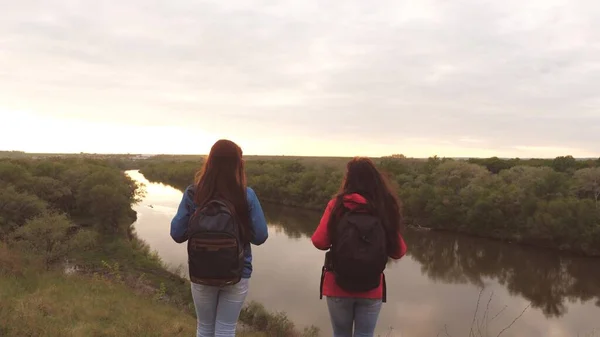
[1,0,599,158]
[4,108,596,158]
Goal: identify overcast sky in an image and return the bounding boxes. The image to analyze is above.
[1,0,599,157]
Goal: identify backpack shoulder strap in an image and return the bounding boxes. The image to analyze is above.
[202,199,232,214]
[187,185,231,214]
[343,201,374,215]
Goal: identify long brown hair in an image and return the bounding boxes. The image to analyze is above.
[328,157,404,255]
[193,139,251,243]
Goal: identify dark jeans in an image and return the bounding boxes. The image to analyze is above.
[326,297,383,337]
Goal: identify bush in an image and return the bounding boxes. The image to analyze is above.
[9,212,97,269]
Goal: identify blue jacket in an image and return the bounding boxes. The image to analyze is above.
[170,185,269,278]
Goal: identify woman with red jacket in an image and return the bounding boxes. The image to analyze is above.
[311,157,407,337]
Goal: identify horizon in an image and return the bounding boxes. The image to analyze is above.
[2,149,598,161]
[2,0,600,158]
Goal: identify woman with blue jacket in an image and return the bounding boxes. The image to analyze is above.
[170,139,268,337]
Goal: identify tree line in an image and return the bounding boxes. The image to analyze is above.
[139,155,600,256]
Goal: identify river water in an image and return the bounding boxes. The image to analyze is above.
[126,170,600,337]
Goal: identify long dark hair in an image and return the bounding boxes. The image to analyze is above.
[193,139,251,243]
[327,157,404,255]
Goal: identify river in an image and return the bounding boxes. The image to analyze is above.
[126,170,600,337]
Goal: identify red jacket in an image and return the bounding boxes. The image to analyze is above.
[311,194,407,299]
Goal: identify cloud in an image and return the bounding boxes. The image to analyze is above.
[0,0,599,156]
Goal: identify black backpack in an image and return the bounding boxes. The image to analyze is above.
[187,199,244,287]
[320,204,388,301]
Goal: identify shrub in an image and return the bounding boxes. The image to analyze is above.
[9,212,97,269]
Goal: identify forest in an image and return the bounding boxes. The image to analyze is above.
[139,155,600,256]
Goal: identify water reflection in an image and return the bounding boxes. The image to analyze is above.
[411,231,600,317]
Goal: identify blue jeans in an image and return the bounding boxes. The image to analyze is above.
[326,297,383,337]
[190,278,249,337]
